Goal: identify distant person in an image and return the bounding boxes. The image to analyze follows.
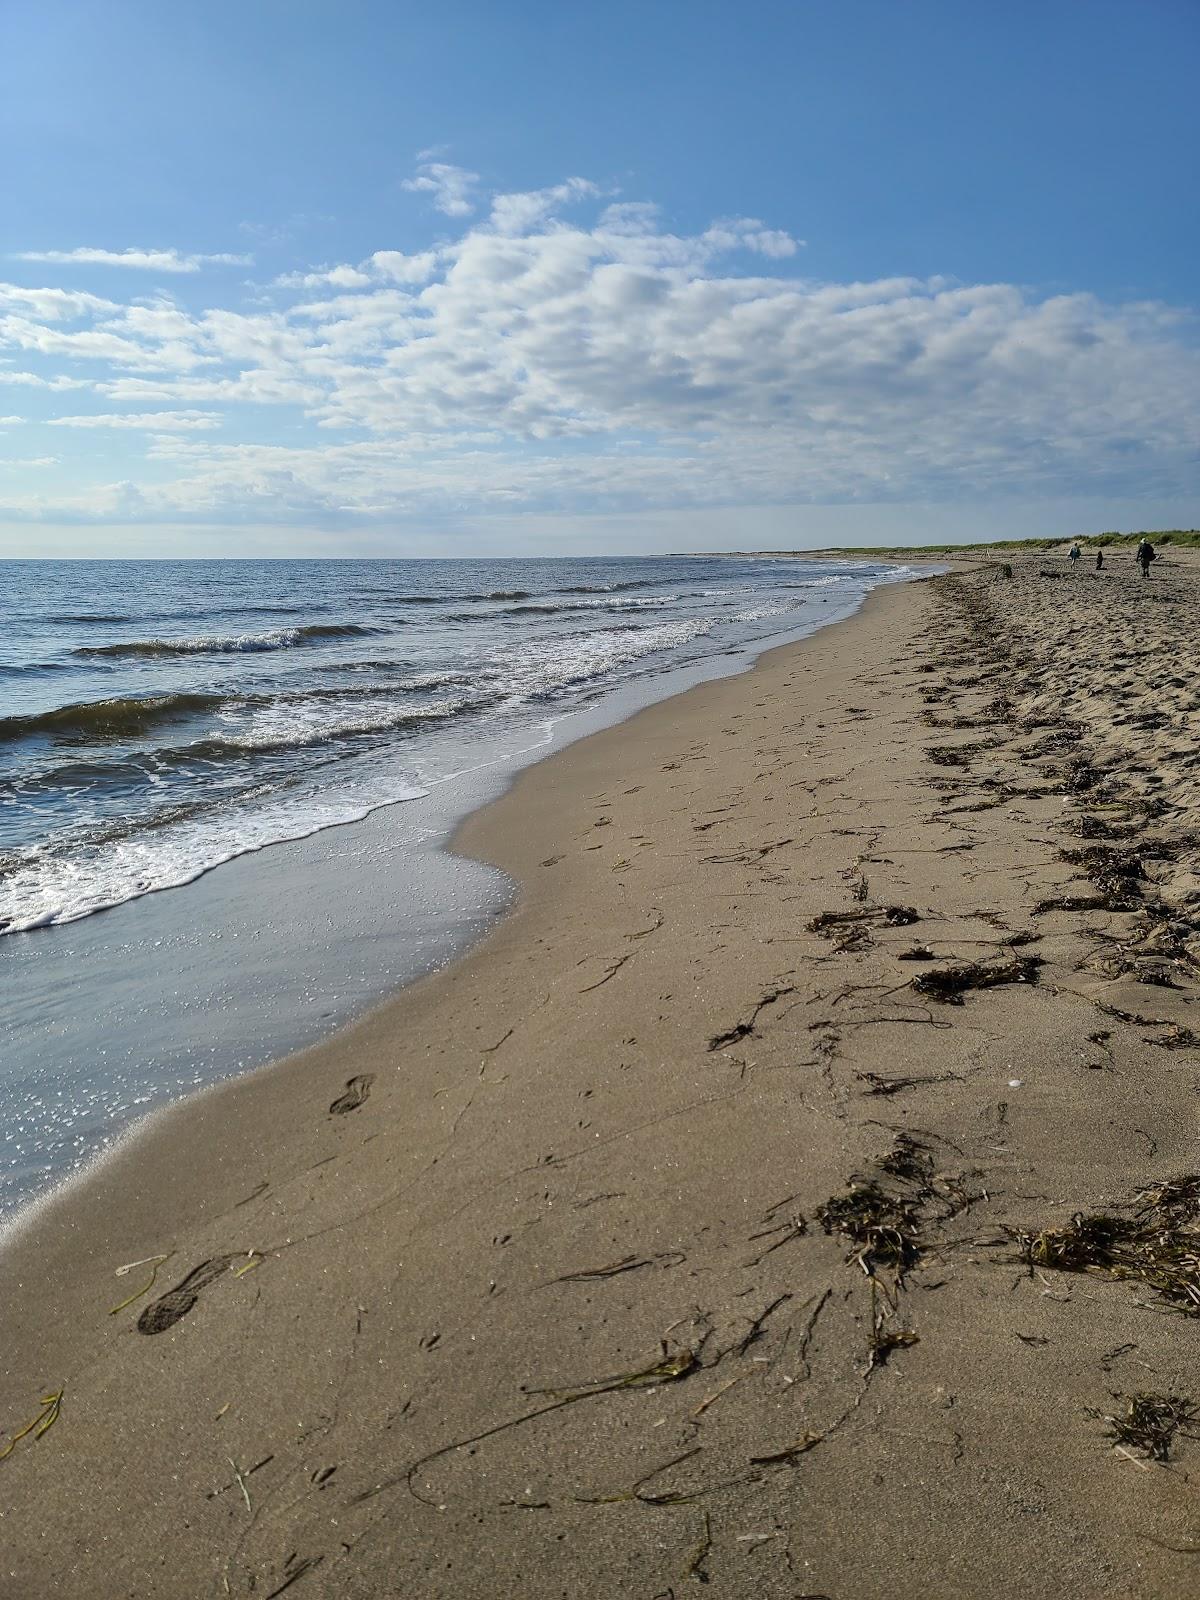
[1096,548,1105,570]
[1068,543,1081,569]
[1136,538,1156,578]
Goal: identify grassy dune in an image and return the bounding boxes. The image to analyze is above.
[835,527,1200,557]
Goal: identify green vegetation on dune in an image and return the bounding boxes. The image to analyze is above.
[679,530,1200,560]
[833,529,1200,557]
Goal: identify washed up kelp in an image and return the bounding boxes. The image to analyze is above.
[855,1069,963,1096]
[1018,1176,1200,1315]
[808,905,920,937]
[1037,846,1146,914]
[815,1135,959,1378]
[0,1388,62,1463]
[909,954,1043,1005]
[807,904,920,954]
[895,944,937,962]
[926,741,1000,768]
[817,1180,922,1275]
[816,1135,941,1278]
[1100,1393,1198,1462]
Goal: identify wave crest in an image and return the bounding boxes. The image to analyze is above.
[74,622,384,658]
[0,692,225,744]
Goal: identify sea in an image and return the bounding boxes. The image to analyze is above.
[0,554,912,1222]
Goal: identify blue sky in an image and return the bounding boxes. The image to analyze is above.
[1,0,1197,556]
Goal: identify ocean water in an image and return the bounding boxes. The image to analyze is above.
[1,554,909,1220]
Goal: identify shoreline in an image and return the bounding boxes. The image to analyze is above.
[0,562,910,1225]
[5,557,1200,1598]
[0,573,914,1243]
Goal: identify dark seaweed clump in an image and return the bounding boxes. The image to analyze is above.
[817,1137,937,1276]
[1103,1393,1197,1461]
[910,954,1043,1005]
[817,1181,921,1273]
[1019,1176,1200,1315]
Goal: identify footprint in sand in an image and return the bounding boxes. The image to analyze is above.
[329,1073,375,1115]
[137,1256,236,1335]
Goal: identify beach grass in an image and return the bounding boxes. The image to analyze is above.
[827,527,1200,557]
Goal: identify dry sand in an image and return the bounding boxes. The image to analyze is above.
[4,555,1200,1599]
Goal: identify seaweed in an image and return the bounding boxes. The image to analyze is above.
[750,1437,823,1466]
[922,713,996,730]
[0,1388,63,1463]
[1058,845,1145,910]
[1032,894,1108,916]
[729,1293,793,1358]
[808,905,919,938]
[743,1217,807,1267]
[817,1135,944,1281]
[1018,1176,1200,1314]
[265,1556,324,1598]
[816,1181,921,1274]
[1146,1024,1200,1052]
[910,954,1042,1004]
[868,1326,919,1365]
[879,1133,936,1185]
[547,1251,685,1284]
[867,1278,920,1369]
[1136,966,1182,989]
[686,1511,713,1581]
[856,1072,922,1095]
[578,1447,706,1507]
[395,1332,709,1508]
[1060,759,1104,794]
[896,944,937,961]
[707,981,798,1052]
[1102,1393,1197,1462]
[926,742,996,768]
[109,1251,172,1316]
[1068,813,1125,841]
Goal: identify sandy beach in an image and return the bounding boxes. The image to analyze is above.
[4,554,1200,1599]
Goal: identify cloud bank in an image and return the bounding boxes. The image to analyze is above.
[1,172,1197,534]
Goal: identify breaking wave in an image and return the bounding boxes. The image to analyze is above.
[74,622,386,658]
[0,692,225,744]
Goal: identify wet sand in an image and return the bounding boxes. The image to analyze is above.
[3,557,1200,1598]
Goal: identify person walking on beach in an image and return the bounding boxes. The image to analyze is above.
[1068,543,1081,569]
[1096,548,1105,570]
[1136,538,1156,578]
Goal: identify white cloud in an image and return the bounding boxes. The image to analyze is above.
[13,248,252,273]
[0,369,93,390]
[0,313,215,371]
[401,160,479,217]
[0,174,1196,532]
[702,218,802,257]
[488,178,599,235]
[96,370,322,405]
[272,251,440,292]
[0,283,117,319]
[49,409,222,431]
[0,455,57,468]
[274,265,375,291]
[367,250,439,284]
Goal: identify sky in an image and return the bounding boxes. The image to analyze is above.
[1,0,1197,558]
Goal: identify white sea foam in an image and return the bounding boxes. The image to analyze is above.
[2,557,893,939]
[0,775,431,933]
